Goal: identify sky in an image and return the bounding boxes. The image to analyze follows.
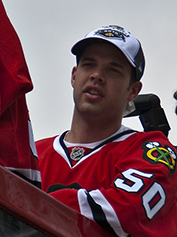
[2,0,177,146]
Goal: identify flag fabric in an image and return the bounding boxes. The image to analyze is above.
[0,0,41,187]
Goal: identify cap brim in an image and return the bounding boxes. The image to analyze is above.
[71,37,136,69]
[71,38,108,56]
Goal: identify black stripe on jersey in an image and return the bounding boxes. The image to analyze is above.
[60,129,136,167]
[12,171,41,189]
[86,191,116,235]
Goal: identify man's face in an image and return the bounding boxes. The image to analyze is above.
[71,42,141,123]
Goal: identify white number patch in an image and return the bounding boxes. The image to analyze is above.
[114,168,153,192]
[114,168,166,219]
[142,182,166,219]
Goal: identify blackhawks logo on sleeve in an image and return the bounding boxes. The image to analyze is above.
[142,141,176,173]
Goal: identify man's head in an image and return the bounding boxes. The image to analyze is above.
[70,25,144,127]
[71,25,145,82]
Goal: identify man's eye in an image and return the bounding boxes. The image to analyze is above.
[109,68,120,73]
[83,63,93,66]
[82,63,95,68]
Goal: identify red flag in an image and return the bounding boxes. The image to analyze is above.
[0,1,41,187]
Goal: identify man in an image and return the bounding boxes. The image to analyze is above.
[36,25,177,236]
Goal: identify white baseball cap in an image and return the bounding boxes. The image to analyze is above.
[71,25,145,81]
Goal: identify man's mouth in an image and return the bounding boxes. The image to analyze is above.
[84,86,104,98]
[87,89,101,96]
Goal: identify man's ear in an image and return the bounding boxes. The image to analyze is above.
[71,66,77,88]
[128,81,142,101]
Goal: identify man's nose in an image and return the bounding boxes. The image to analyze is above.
[89,70,105,84]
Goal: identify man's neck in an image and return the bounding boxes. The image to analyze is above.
[66,110,121,143]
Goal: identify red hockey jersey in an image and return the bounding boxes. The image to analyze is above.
[36,125,177,237]
[0,0,41,187]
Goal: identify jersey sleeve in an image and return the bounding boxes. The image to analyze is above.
[48,132,177,237]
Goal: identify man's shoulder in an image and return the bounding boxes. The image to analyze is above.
[35,135,58,155]
[127,130,167,140]
[115,129,175,152]
[36,136,57,145]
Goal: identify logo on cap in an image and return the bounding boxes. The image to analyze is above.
[95,25,130,42]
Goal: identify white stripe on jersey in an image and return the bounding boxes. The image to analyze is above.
[28,120,38,157]
[78,189,128,237]
[78,189,94,220]
[5,167,41,182]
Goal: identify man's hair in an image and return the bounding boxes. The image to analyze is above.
[130,67,137,85]
[76,54,82,67]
